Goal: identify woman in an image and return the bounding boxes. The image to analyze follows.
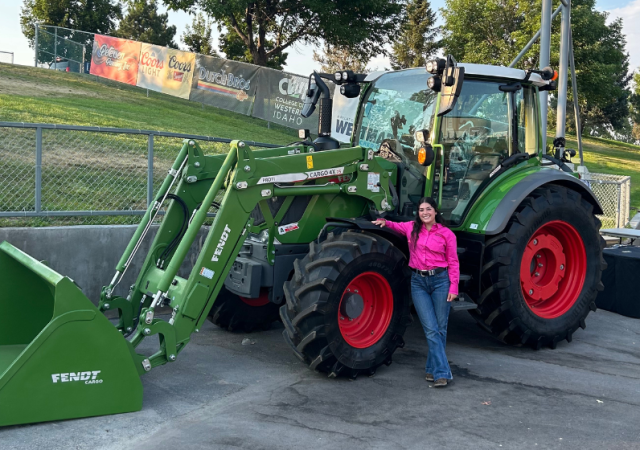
[373,197,459,387]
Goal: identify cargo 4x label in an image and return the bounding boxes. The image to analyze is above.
[257,167,345,185]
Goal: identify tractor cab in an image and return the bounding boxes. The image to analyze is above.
[353,61,551,225]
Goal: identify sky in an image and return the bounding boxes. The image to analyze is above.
[0,0,638,77]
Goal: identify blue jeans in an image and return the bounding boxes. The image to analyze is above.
[411,270,452,380]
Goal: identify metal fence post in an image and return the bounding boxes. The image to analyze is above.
[54,27,57,68]
[147,134,154,207]
[35,127,42,213]
[34,26,39,67]
[617,180,622,228]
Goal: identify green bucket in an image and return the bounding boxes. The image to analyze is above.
[0,242,143,427]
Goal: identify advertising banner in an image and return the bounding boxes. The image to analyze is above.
[137,44,195,99]
[252,69,327,130]
[189,55,259,115]
[331,87,360,143]
[90,34,141,85]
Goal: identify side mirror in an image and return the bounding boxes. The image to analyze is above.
[427,55,465,117]
[437,55,464,117]
[301,81,321,118]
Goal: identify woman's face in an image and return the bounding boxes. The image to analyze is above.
[418,202,436,226]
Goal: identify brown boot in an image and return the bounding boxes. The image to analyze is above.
[425,373,434,382]
[433,378,449,387]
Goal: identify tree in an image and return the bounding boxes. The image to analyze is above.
[116,0,177,48]
[163,0,403,67]
[390,0,440,70]
[631,70,640,142]
[20,0,121,46]
[218,22,287,69]
[312,44,370,73]
[182,12,218,56]
[440,0,540,67]
[441,0,633,139]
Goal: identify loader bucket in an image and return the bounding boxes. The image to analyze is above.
[0,242,143,427]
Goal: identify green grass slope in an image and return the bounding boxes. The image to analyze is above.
[562,135,639,211]
[0,63,297,143]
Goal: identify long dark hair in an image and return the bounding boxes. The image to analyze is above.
[410,197,444,248]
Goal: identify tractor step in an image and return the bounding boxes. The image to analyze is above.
[450,293,478,312]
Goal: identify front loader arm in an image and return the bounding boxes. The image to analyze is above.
[105,140,395,373]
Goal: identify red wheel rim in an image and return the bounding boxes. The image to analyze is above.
[338,271,393,348]
[239,289,270,307]
[520,220,587,319]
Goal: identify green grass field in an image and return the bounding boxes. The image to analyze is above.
[0,63,297,142]
[0,63,638,227]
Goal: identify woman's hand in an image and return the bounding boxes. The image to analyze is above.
[372,218,387,227]
[447,293,457,302]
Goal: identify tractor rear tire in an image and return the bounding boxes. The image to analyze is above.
[208,287,280,333]
[280,230,411,379]
[473,185,606,349]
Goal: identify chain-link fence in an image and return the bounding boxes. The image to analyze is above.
[0,122,278,227]
[35,25,93,72]
[583,173,632,229]
[1,122,632,230]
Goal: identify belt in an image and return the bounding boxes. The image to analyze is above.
[411,267,447,277]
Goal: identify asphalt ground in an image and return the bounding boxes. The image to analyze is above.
[2,308,640,450]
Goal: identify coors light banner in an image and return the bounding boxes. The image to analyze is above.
[190,55,260,115]
[90,35,141,86]
[252,69,325,130]
[137,44,195,99]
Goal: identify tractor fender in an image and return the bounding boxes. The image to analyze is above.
[484,170,603,235]
[321,218,410,261]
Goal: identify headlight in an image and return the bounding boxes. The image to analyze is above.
[342,71,349,81]
[427,76,441,92]
[414,129,430,143]
[334,72,342,82]
[426,58,445,75]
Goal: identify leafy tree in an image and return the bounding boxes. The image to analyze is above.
[631,70,640,142]
[312,44,370,73]
[20,0,121,46]
[116,0,178,48]
[390,0,440,70]
[441,0,633,139]
[182,12,218,56]
[163,0,403,67]
[218,22,287,69]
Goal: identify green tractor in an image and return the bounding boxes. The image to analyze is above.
[0,56,604,426]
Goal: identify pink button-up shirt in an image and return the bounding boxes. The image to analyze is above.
[384,220,460,295]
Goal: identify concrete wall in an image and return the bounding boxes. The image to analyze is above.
[0,225,210,305]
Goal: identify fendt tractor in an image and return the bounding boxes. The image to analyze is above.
[0,56,605,426]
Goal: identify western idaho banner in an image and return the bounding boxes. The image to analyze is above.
[252,69,328,130]
[90,35,141,86]
[189,55,260,115]
[137,44,195,99]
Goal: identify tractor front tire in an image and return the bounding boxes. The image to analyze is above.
[474,185,606,349]
[208,287,280,333]
[280,230,411,379]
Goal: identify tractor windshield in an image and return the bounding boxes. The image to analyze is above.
[356,69,437,177]
[434,79,539,225]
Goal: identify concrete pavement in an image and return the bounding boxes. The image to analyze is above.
[2,309,639,449]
